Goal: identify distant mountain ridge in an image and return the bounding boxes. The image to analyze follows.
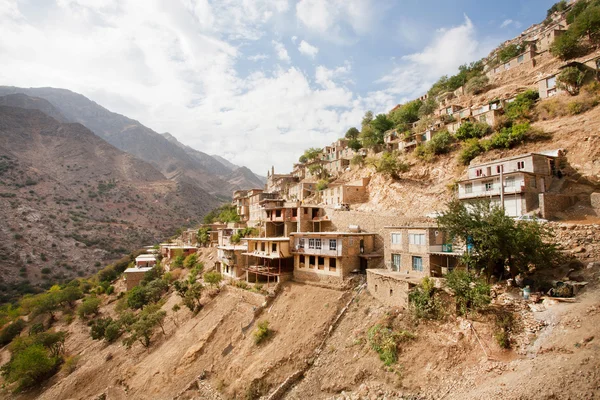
[0,86,266,198]
[0,96,219,295]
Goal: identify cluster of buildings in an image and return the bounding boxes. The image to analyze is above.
[121,3,589,308]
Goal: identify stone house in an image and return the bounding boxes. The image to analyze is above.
[320,178,370,206]
[135,254,157,269]
[537,73,561,99]
[241,237,294,285]
[266,166,298,197]
[123,267,153,290]
[457,151,561,217]
[384,129,402,151]
[216,231,248,280]
[290,232,380,285]
[288,181,316,201]
[383,225,463,277]
[324,158,350,176]
[486,46,537,79]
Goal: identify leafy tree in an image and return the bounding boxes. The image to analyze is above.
[144,279,168,303]
[172,254,185,269]
[369,151,409,179]
[345,127,360,139]
[316,179,329,191]
[203,204,240,224]
[550,31,581,60]
[573,5,600,42]
[359,124,384,149]
[437,200,560,280]
[197,227,210,246]
[547,0,567,17]
[458,138,484,166]
[1,344,60,392]
[567,0,589,24]
[183,253,198,269]
[361,110,374,128]
[557,66,587,95]
[371,113,394,134]
[455,122,490,141]
[126,286,148,310]
[300,147,322,162]
[122,304,166,348]
[497,44,523,63]
[389,100,422,130]
[77,296,100,319]
[204,271,223,288]
[484,122,532,150]
[174,280,204,313]
[347,138,362,151]
[409,277,443,320]
[308,163,329,180]
[417,98,437,117]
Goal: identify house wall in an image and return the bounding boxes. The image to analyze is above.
[385,227,433,277]
[125,271,147,291]
[466,154,553,180]
[366,270,413,308]
[538,193,589,219]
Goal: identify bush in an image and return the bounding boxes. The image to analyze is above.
[77,296,100,319]
[458,139,484,166]
[484,122,532,151]
[371,151,409,179]
[126,286,149,310]
[183,253,198,269]
[505,90,539,121]
[1,343,60,392]
[550,31,581,60]
[350,154,365,166]
[204,271,223,288]
[494,310,515,349]
[316,179,329,191]
[253,320,272,345]
[409,278,443,320]
[568,101,584,115]
[455,122,490,141]
[61,355,79,375]
[445,270,491,316]
[427,130,455,155]
[367,324,415,366]
[465,75,489,95]
[0,319,26,346]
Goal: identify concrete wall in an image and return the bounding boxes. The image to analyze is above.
[366,270,413,308]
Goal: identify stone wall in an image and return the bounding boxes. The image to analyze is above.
[539,193,589,219]
[549,222,600,262]
[366,270,413,308]
[591,192,600,210]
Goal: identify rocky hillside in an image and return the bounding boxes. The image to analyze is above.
[0,87,265,199]
[0,98,218,300]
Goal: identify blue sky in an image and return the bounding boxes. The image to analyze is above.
[0,0,557,174]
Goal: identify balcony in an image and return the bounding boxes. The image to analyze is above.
[291,245,342,257]
[458,184,527,200]
[429,244,465,254]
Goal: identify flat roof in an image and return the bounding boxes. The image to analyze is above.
[135,255,156,261]
[384,225,438,229]
[124,267,153,273]
[290,232,375,236]
[366,269,423,285]
[456,170,536,183]
[244,237,290,242]
[468,151,558,168]
[217,245,247,251]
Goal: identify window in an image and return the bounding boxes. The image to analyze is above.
[261,242,265,252]
[465,183,473,194]
[329,239,337,251]
[517,54,524,63]
[476,169,483,177]
[391,254,401,271]
[299,255,305,267]
[412,256,423,272]
[315,239,322,249]
[272,243,277,253]
[504,63,510,70]
[275,210,281,218]
[484,181,494,191]
[391,233,401,245]
[298,238,305,249]
[547,76,556,89]
[309,256,316,268]
[487,167,492,176]
[517,161,525,170]
[318,257,325,270]
[308,238,315,249]
[421,133,427,142]
[329,258,337,272]
[446,107,452,114]
[505,177,515,187]
[409,233,425,245]
[496,165,504,173]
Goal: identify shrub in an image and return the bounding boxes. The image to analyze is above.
[172,255,185,269]
[1,343,60,392]
[126,286,149,310]
[455,122,490,141]
[427,130,454,155]
[550,31,581,60]
[77,296,100,319]
[61,355,79,375]
[0,319,26,346]
[372,151,409,179]
[316,179,329,191]
[458,139,484,166]
[445,270,491,316]
[465,75,489,95]
[367,324,415,366]
[253,320,272,345]
[568,101,584,115]
[122,304,166,348]
[183,253,198,269]
[350,154,365,166]
[504,90,539,121]
[494,310,515,349]
[409,277,443,320]
[204,271,223,288]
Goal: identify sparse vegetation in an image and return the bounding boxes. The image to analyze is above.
[409,277,443,320]
[253,320,272,345]
[204,271,223,288]
[494,309,516,349]
[455,122,491,141]
[557,66,587,95]
[367,323,415,366]
[77,296,100,319]
[367,151,410,179]
[445,270,491,316]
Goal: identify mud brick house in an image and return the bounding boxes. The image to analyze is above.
[123,266,153,290]
[242,237,293,285]
[457,151,561,217]
[320,178,370,206]
[290,232,380,285]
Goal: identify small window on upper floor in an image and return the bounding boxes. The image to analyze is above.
[496,165,504,174]
[391,233,401,245]
[465,183,473,193]
[517,161,525,170]
[517,54,524,63]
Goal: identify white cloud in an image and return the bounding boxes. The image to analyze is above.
[378,16,494,100]
[315,63,352,89]
[296,0,374,42]
[291,35,297,43]
[248,53,269,61]
[499,19,521,29]
[298,40,319,58]
[272,40,291,62]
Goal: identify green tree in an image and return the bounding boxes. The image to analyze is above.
[418,97,437,117]
[204,271,223,288]
[371,113,394,134]
[122,304,166,348]
[361,110,374,128]
[126,286,148,310]
[197,227,210,246]
[0,319,26,346]
[359,124,383,150]
[445,270,491,316]
[504,90,539,121]
[573,5,600,43]
[369,151,409,179]
[550,31,581,60]
[557,66,587,95]
[497,43,523,63]
[465,75,490,95]
[547,0,567,17]
[437,200,560,280]
[1,344,60,392]
[345,127,360,139]
[77,296,101,319]
[347,138,362,151]
[316,179,329,191]
[183,253,198,269]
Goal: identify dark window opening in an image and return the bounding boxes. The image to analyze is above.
[318,256,325,270]
[329,258,337,272]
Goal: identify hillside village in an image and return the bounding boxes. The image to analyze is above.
[2,1,600,399]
